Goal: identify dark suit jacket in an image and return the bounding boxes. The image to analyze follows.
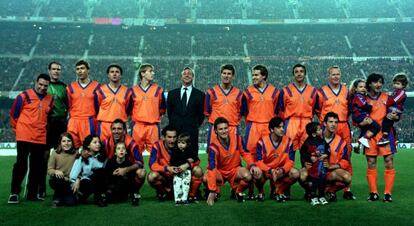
[167,86,205,153]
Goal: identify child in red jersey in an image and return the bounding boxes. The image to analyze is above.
[378,73,408,145]
[300,122,330,206]
[350,79,381,149]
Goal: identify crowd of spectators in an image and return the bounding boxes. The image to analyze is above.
[2,0,412,19]
[0,29,37,55]
[246,0,293,19]
[145,0,187,19]
[196,0,242,19]
[298,0,346,19]
[0,24,413,143]
[39,0,86,18]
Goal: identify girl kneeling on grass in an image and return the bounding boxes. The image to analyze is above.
[69,135,107,207]
[47,132,78,207]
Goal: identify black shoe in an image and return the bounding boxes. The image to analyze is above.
[304,192,312,202]
[367,192,380,202]
[255,193,265,202]
[131,193,141,206]
[8,194,19,204]
[97,194,107,207]
[236,193,245,203]
[37,192,46,201]
[269,193,277,200]
[326,192,337,202]
[383,193,392,203]
[245,192,255,201]
[156,192,167,202]
[229,189,236,200]
[284,189,291,200]
[343,191,356,200]
[275,194,287,203]
[188,196,199,203]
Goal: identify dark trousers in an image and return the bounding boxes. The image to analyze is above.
[47,118,67,149]
[106,172,137,203]
[49,176,76,206]
[78,168,106,203]
[11,141,47,198]
[309,176,327,198]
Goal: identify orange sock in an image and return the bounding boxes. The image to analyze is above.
[384,169,396,194]
[236,180,250,193]
[189,175,202,197]
[275,176,294,195]
[366,168,378,193]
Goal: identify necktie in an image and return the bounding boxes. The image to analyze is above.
[182,87,188,110]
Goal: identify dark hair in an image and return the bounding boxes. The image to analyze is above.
[75,60,90,69]
[161,125,177,137]
[55,132,76,155]
[37,73,51,82]
[366,73,384,92]
[214,117,229,130]
[323,112,339,123]
[138,63,153,79]
[112,118,126,131]
[252,64,268,80]
[268,116,284,131]
[107,63,123,75]
[292,64,307,76]
[48,61,61,70]
[82,134,101,151]
[393,73,409,88]
[177,132,191,147]
[305,122,320,137]
[220,64,235,75]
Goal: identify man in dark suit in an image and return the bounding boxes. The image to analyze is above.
[167,67,205,155]
[167,67,205,201]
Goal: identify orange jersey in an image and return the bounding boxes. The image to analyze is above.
[242,84,279,123]
[207,134,254,172]
[204,85,242,126]
[149,140,171,172]
[102,134,143,166]
[366,92,388,125]
[255,135,294,174]
[207,134,254,191]
[279,83,318,120]
[10,89,54,144]
[67,80,100,119]
[130,84,166,123]
[318,84,350,122]
[327,134,350,170]
[95,84,131,122]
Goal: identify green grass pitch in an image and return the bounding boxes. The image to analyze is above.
[1,150,414,226]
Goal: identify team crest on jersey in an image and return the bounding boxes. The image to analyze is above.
[273,154,279,158]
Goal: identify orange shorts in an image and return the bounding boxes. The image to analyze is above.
[285,117,311,150]
[132,121,160,154]
[97,121,112,141]
[244,122,270,156]
[364,130,395,156]
[210,167,240,192]
[67,117,97,149]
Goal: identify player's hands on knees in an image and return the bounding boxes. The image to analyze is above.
[207,192,217,206]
